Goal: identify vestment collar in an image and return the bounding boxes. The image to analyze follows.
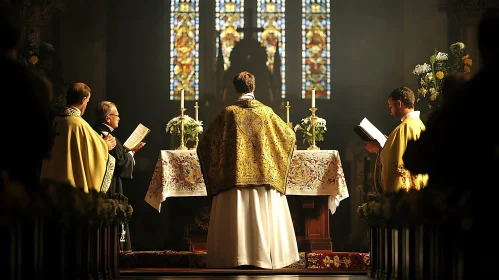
[58,106,81,117]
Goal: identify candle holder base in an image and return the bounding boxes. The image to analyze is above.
[176,144,188,151]
[307,145,320,150]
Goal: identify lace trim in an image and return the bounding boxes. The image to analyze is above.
[374,153,383,194]
[58,106,81,117]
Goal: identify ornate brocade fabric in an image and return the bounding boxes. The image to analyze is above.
[144,150,349,213]
[196,100,296,196]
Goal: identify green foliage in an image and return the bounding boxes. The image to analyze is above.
[293,116,327,145]
[166,115,203,144]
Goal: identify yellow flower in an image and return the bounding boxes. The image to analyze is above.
[435,71,444,80]
[29,55,39,65]
[464,65,471,73]
[462,54,473,66]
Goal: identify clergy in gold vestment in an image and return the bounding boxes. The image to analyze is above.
[41,83,116,193]
[197,71,299,269]
[365,87,428,193]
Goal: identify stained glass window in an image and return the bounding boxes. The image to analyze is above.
[302,0,330,100]
[170,0,200,100]
[257,0,286,98]
[216,0,245,71]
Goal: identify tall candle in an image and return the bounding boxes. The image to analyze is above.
[311,88,316,108]
[195,102,198,121]
[180,89,184,109]
[286,101,290,123]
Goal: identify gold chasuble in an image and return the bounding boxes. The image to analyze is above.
[377,115,428,193]
[197,100,296,196]
[41,107,115,193]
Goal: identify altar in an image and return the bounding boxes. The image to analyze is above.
[144,149,349,252]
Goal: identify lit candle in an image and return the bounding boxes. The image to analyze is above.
[311,88,316,108]
[286,101,290,123]
[195,102,198,121]
[180,89,184,109]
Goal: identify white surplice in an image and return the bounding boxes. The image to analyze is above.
[206,186,300,269]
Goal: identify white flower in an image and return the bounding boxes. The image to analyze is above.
[412,63,431,75]
[166,115,202,135]
[316,117,326,125]
[425,72,433,81]
[435,52,448,61]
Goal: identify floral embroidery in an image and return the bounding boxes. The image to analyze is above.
[58,106,81,117]
[144,150,349,213]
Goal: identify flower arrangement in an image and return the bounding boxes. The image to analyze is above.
[412,42,473,120]
[357,193,386,225]
[0,174,134,227]
[19,30,65,86]
[18,29,67,113]
[356,188,456,228]
[293,116,327,145]
[165,115,203,146]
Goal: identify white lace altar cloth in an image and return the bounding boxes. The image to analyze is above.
[144,150,349,214]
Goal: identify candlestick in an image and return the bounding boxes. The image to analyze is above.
[311,88,316,108]
[194,102,198,121]
[285,101,290,123]
[180,89,185,109]
[192,102,199,150]
[176,107,188,150]
[307,107,320,150]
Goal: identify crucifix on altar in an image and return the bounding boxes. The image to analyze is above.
[223,8,276,106]
[237,8,264,40]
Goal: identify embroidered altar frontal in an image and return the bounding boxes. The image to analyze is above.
[144,150,349,213]
[120,251,369,271]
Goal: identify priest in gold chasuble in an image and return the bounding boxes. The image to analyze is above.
[41,83,115,193]
[197,71,299,269]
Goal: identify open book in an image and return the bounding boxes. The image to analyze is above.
[123,123,151,150]
[354,118,387,148]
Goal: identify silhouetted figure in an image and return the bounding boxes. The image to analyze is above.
[403,8,499,277]
[404,7,499,190]
[0,6,53,187]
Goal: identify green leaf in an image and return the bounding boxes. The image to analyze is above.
[429,54,436,64]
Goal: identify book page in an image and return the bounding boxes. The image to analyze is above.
[359,118,387,148]
[123,123,150,150]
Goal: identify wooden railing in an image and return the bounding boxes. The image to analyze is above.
[0,179,130,280]
[1,217,121,280]
[367,225,480,280]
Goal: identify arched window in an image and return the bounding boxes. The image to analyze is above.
[257,0,286,98]
[302,0,330,100]
[216,0,245,71]
[170,0,200,100]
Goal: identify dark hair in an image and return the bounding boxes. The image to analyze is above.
[66,82,91,105]
[233,71,255,94]
[95,101,117,122]
[388,87,415,109]
[0,6,21,52]
[478,7,499,64]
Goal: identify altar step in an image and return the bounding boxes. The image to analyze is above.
[119,251,369,272]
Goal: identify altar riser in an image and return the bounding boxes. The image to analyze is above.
[119,251,369,271]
